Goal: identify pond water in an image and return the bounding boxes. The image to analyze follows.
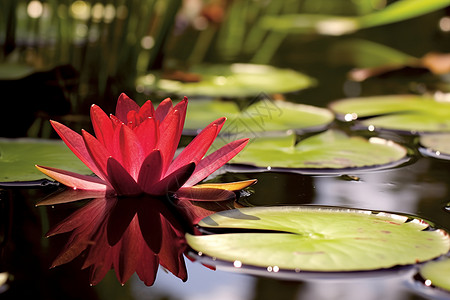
[2,1,450,299]
[1,146,449,299]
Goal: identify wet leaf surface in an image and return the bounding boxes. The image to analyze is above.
[186,206,450,272]
[419,257,450,292]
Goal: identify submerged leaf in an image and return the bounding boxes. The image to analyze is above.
[186,206,450,272]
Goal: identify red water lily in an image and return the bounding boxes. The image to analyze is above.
[36,93,255,200]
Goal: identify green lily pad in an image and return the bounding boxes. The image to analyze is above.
[0,138,90,182]
[329,95,450,134]
[184,99,334,135]
[186,206,450,272]
[213,130,407,173]
[136,64,316,98]
[419,257,450,292]
[419,134,450,160]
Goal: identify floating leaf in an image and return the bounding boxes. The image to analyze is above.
[213,130,407,173]
[136,64,316,98]
[329,95,450,134]
[419,134,450,160]
[419,257,450,292]
[259,0,450,36]
[186,206,450,273]
[184,99,334,135]
[0,138,90,182]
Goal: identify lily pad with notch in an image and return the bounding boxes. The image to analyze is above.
[329,95,450,134]
[186,206,450,277]
[212,129,408,174]
[0,138,90,183]
[136,64,316,98]
[184,99,334,135]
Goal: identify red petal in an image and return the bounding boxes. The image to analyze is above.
[90,105,114,152]
[173,96,188,137]
[35,165,109,192]
[137,150,163,193]
[106,157,142,196]
[150,162,195,196]
[82,130,111,182]
[135,117,158,156]
[183,138,249,187]
[115,124,145,180]
[154,98,173,122]
[126,110,139,128]
[50,121,103,178]
[157,109,181,175]
[115,93,140,123]
[175,187,236,202]
[138,100,155,121]
[166,117,225,175]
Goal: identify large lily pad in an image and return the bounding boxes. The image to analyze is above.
[136,64,316,98]
[213,130,407,173]
[0,138,90,182]
[184,99,334,135]
[329,95,450,134]
[186,206,450,273]
[419,134,450,160]
[419,257,450,292]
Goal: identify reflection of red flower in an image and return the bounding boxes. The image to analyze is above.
[36,93,253,199]
[47,195,189,286]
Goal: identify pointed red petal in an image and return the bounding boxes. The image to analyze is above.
[137,150,163,193]
[106,157,142,196]
[82,130,111,182]
[193,179,257,191]
[183,138,249,187]
[90,104,114,151]
[35,165,109,192]
[115,124,145,180]
[50,120,103,178]
[149,162,196,196]
[173,96,188,136]
[167,117,225,175]
[138,100,155,121]
[135,117,158,156]
[154,98,173,122]
[157,109,181,175]
[115,93,140,123]
[175,187,236,202]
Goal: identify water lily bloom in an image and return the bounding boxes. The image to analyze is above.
[36,93,255,201]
